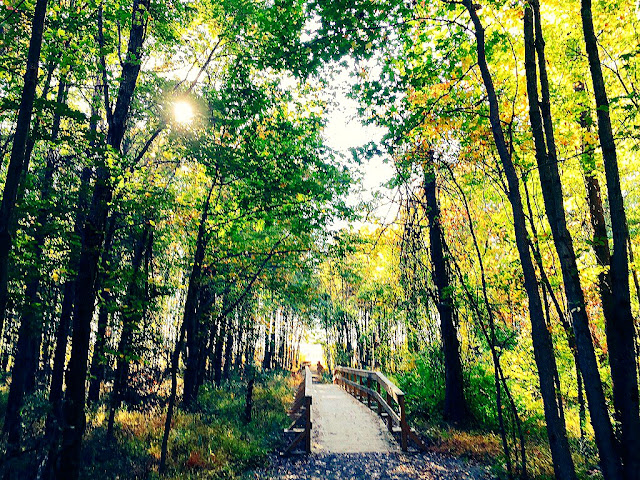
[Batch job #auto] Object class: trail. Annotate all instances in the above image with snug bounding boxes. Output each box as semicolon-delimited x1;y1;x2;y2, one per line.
252;376;495;480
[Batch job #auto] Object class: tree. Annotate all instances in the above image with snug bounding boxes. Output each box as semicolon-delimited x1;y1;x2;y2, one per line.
523;4;622;478
581;1;640;477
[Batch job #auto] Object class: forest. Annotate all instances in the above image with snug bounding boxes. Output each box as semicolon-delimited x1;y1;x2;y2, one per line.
0;0;639;479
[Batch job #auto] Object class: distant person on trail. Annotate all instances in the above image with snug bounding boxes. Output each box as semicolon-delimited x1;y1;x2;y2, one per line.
316;361;324;376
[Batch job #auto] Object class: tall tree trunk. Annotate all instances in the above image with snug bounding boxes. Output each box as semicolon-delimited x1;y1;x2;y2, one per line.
580;3;640;478
43;159;92;479
262;313;273;370
159;317;186;474
213;315;227;386
3;76;65;469
182;186;213;408
223;317;234;380
448;167;528;478
87;215;117;405
423;158;467;426
523;6;623;478
57;2;150;478
462;2;576;477
0;0;49;376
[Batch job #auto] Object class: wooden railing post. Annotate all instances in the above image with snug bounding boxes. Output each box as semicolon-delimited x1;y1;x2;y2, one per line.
305;395;312;453
366;375;371;408
284;365;313;455
386;392;393;432
398;394;408;452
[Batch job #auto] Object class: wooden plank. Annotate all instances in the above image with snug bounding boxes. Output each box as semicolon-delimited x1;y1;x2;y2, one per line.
304;365;313;395
334;366;377;378
335;366;404;404
408;429;428;451
374;371;404;404
282;430;306;455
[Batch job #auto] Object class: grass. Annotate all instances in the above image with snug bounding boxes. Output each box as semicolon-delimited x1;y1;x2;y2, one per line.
80;371;295;479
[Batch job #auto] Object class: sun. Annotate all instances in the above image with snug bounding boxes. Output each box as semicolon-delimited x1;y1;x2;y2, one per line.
173;100;194;125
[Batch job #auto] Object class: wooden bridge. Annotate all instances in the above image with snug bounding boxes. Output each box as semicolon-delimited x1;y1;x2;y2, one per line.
284;365;426;455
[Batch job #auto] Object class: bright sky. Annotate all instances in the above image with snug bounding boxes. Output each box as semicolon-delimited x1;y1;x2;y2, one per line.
298;66;399;364
321;66;396;225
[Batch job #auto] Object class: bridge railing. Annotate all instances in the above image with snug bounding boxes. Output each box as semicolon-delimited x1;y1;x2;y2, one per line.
283;364;312;454
333;365;426;452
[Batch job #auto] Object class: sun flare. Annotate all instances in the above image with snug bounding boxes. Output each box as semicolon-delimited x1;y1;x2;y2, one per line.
173;100;194;125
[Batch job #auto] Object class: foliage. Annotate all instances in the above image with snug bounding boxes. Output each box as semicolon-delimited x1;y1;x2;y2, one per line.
79;372;294;480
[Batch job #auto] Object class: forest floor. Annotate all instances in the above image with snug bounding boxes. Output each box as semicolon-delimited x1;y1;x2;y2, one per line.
250;382;495;479
250;451;495;480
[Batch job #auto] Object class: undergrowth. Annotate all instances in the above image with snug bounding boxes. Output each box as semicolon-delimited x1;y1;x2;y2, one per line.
79;371;294;480
394;352;603;480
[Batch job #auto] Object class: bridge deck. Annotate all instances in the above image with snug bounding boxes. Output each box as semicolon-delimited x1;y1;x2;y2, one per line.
311;383;399;453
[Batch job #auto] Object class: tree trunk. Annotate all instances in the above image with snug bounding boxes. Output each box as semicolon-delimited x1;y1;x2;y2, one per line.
0;0;49;345
56;2;150;478
262;313;273;370
580;3;640;478
244;373;255;423
523;6;623;478
223;317;234;380
43;160;92;479
181;186;213;408
159;318;186;474
213;315;227;386
3;78;66;470
87;214;117;406
107;224;151;438
423;158;467;426
463;2;576;477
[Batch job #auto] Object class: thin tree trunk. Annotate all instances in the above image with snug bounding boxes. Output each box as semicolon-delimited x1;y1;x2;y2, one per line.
159;318;186;474
463;2;576;477
42;161;92;480
182;186;214;408
523;6;623;478
107;224;151;438
57;2;150;478
262;313;273;370
3;77;65;470
223;318;234;380
213;315;226;386
87;214;117;405
0;0;49;344
445;168;528;476
423;157;467;426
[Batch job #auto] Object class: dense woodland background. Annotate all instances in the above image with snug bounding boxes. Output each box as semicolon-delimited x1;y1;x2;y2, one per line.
0;0;639;479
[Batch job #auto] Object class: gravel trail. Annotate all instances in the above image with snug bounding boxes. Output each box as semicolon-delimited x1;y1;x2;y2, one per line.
251;451;495;479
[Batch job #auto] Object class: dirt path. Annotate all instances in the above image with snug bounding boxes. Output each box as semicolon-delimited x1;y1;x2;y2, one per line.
311;383;398;453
